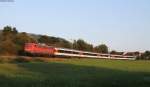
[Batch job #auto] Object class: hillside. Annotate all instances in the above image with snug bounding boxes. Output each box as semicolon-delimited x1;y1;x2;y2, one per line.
0;26;110;56
1;26;149;59
0;29;72;48
0;26;74;55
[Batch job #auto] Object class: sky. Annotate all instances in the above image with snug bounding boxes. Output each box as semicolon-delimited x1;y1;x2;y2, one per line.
0;0;150;52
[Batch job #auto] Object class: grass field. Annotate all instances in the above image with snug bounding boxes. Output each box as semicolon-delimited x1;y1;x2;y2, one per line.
0;58;150;87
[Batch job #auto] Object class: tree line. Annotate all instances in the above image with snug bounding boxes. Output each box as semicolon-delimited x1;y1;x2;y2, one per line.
0;26;149;60
0;26;108;56
137;51;150;60
0;26;36;55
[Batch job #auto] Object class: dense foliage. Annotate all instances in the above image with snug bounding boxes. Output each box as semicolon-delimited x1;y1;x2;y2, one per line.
0;26;36;55
137;51;150;60
1;25;149;60
0;26;109;56
73;39;93;51
94;44;108;53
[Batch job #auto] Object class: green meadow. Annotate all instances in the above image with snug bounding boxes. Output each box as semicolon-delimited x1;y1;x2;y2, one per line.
0;58;150;87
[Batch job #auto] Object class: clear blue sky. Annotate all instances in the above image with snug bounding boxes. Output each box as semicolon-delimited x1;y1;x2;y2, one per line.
0;0;150;52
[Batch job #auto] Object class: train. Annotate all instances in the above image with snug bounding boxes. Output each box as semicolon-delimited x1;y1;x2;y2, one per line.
24;43;136;60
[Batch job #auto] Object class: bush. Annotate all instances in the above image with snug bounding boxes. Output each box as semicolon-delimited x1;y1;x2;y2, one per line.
138;51;150;60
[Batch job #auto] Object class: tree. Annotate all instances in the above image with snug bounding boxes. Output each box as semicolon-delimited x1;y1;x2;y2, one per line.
73;40;78;49
0;40;17;55
138;51;150;60
73;39;93;51
110;50;117;54
15;32;36;55
94;44;108;53
58;39;72;48
0;26;19;55
73;39;86;51
86;44;93;52
1;26;14;41
38;35;50;44
12;27;18;34
110;50;123;55
15;32;36;45
2;26;12;35
38;35;72;48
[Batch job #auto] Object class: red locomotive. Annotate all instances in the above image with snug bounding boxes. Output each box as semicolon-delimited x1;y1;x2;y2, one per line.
24;43;56;56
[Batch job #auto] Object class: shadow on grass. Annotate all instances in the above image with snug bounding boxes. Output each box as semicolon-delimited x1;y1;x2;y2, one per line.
0;62;150;87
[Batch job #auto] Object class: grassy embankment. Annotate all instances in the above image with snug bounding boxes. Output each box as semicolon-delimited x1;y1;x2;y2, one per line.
0;57;150;87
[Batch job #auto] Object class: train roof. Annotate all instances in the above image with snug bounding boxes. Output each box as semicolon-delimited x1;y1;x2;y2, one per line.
55;47;109;55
